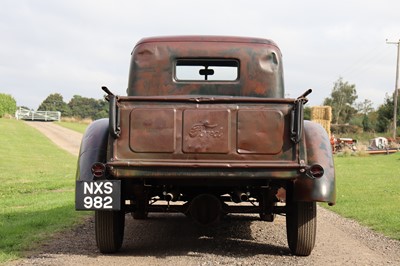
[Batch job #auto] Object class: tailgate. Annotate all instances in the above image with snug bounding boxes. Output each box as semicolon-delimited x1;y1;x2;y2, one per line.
108;96;304;177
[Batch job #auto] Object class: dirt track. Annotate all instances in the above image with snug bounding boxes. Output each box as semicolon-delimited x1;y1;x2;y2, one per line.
13;121;400;265
25;121;82;156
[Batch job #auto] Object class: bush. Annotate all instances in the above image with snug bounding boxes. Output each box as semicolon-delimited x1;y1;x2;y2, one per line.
331;124;362;134
0;94;17;118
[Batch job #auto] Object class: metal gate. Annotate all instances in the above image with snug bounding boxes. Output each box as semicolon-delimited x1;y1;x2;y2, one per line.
15;107;61;121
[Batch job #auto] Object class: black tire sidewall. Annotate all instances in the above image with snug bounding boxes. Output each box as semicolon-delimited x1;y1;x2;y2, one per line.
95;210;125;253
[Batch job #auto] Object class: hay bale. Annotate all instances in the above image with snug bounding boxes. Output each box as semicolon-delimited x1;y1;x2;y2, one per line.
310;106;332;137
311;106;332;121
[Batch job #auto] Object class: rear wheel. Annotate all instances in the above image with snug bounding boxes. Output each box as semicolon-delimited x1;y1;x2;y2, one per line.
132;196;148;220
132;185;148;220
132;210;148;220
95;210;125;253
286;184;316;256
259;187;277;222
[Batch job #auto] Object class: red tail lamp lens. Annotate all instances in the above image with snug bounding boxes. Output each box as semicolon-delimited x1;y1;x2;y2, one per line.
309;164;324;178
91;163;106;178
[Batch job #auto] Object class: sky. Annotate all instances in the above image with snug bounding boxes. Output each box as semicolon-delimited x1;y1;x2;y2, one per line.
1;0;399;110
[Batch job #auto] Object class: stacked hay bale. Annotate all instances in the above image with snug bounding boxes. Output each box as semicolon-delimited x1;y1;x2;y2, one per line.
311;106;332;137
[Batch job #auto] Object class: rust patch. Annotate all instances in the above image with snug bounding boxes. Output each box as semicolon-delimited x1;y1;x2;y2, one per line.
129;108;176;153
237;109;284;154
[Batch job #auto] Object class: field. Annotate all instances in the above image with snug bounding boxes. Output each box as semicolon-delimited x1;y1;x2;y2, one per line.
329;153;400;240
0;119;90;262
0;118;399;263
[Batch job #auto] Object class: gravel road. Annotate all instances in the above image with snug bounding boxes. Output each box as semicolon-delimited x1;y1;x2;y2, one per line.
12;121;400;266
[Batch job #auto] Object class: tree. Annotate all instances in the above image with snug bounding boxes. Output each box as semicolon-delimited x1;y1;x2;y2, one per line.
0;93;17;117
375;93;400;133
362;114;370;132
304;106;311;120
355;99;374;132
38;93;71;116
366;111;378;133
356;99;374;115
68;95;108;119
323;77;358;124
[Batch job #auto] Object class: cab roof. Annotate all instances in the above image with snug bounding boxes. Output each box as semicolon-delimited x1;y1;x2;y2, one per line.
135;35;279;48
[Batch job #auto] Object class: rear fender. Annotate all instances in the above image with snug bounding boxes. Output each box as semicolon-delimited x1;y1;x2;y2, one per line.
294;121;336;205
76;118;109;181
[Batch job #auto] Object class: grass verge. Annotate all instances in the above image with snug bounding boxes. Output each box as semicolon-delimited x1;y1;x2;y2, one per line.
0;119;91;263
328;152;400;240
56;121;88;133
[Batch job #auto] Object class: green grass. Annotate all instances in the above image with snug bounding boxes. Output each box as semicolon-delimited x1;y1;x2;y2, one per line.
56;121;88;133
329;153;400;240
0;119;90;263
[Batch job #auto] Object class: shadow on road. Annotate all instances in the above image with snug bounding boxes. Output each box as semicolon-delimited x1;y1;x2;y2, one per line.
85;213;288;258
37;213;290;260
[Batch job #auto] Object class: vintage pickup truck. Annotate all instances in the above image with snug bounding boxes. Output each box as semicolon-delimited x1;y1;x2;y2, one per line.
75;36;335;256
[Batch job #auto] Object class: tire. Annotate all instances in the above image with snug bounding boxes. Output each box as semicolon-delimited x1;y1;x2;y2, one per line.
286;184;317;256
95;210;125;253
132;210;148;220
259;188;277;222
260;212;275;222
132;197;148;220
132;185;148;220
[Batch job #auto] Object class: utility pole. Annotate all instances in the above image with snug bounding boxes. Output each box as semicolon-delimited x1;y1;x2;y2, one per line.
386;39;400;140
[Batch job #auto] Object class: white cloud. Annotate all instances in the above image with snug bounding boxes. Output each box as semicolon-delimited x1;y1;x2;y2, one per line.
0;0;399;109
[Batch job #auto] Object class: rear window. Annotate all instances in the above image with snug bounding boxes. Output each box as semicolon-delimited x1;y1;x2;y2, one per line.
175;59;239;81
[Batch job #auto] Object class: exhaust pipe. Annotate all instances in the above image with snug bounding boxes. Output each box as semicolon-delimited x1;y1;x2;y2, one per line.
163;190;180;202
230;190;249;203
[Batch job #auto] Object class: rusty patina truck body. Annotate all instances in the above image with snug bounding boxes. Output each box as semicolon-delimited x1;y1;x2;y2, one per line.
75;36;335;256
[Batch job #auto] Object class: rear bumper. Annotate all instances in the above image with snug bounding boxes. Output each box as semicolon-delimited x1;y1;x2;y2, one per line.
107;161;303;179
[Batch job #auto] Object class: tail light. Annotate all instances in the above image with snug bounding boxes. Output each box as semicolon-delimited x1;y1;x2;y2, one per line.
91;162;106;179
308;164;324;179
